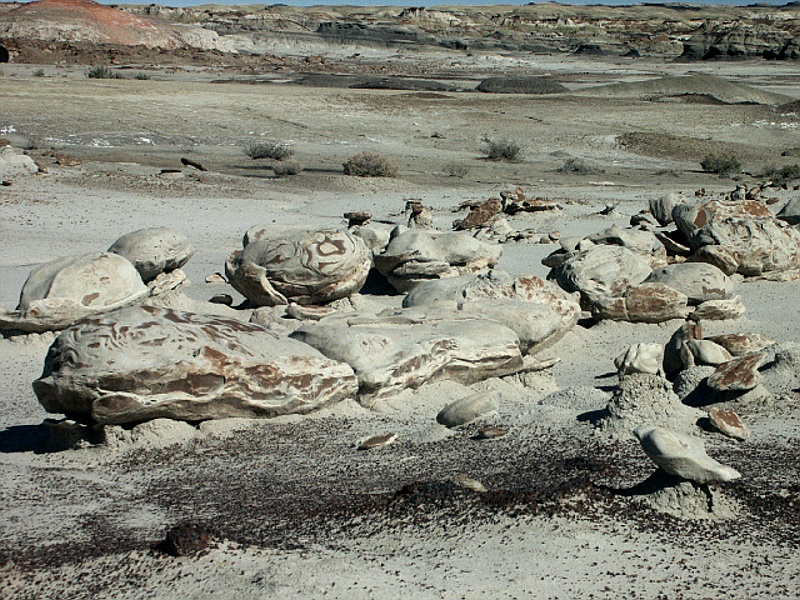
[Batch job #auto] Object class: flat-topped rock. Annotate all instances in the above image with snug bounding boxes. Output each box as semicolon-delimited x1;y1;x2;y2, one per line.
0;252;148;333
33;305;358;424
634;425;741;484
291;306;526;404
644;262;734;305
707;352;766;392
403;270;580;355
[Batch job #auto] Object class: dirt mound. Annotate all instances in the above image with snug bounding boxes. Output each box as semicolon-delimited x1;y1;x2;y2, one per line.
476;76;568;95
0;0;231;51
584;73;792;106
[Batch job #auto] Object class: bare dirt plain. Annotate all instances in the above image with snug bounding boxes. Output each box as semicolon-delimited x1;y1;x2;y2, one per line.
2;7;800;599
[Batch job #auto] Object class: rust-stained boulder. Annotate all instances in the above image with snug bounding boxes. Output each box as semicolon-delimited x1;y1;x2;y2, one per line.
705;333;775;356
549;244;652;306
708;407;750;441
108;226;194;282
707;352;766;392
33;306;358;424
0;252;147;334
374;229;502;293
453;198;503;230
688;296;746;321
225;229;371;306
591;283;690;323
673;198;800;276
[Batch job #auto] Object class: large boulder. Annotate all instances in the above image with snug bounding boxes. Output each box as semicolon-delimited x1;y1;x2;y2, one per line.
291;306;528;404
225;229;371;306
402;270;580;355
644;262;734;305
33;306;358;424
0;144;38;180
591;283;690;323
108;227;194;282
0;252;147;333
673;198;800;276
548;244;652;306
374;229;502;293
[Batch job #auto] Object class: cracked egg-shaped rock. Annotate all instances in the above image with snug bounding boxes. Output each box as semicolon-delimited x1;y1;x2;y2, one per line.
225;229;371;306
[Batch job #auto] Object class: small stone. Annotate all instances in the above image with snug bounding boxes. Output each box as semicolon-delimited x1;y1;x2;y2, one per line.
451;475;487;493
205;272;227;284
357;433;398;450
436;392;499;428
209;293;233;306
159;522;212;557
686;339;733;367
475;426;508;440
344;210;372;227
708;407;751;441
286;303;337;321
614;342;664;377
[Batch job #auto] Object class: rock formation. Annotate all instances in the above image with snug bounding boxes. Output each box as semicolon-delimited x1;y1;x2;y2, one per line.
33;305;359;424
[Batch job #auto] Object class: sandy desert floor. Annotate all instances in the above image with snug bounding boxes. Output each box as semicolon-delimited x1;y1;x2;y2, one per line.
2;50;800;598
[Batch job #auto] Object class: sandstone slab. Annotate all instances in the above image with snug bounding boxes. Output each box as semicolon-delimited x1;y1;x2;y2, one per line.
33;305;358;424
291;307;526;403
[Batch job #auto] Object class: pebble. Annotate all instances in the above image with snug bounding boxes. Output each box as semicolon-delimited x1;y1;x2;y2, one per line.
357;433;398;450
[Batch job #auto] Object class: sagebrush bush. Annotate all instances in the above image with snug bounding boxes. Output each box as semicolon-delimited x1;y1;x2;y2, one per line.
701;153;741;177
444;163;469;178
763;163;800;185
86;66;122;80
245;141;295;161
558;157;592;175
481;137;522;162
133;73;151;80
273;162;301;177
342;152;399;177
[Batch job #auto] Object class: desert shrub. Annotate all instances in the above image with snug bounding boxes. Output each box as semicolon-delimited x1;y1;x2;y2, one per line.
558;157;592;175
86;66;122;79
32;69;45;77
245;140;295;161
342;152;399;177
762;163;800;185
273;162;301;177
701;153;741;177
444;163;469;178
481;137;522;162
133;73;151;80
